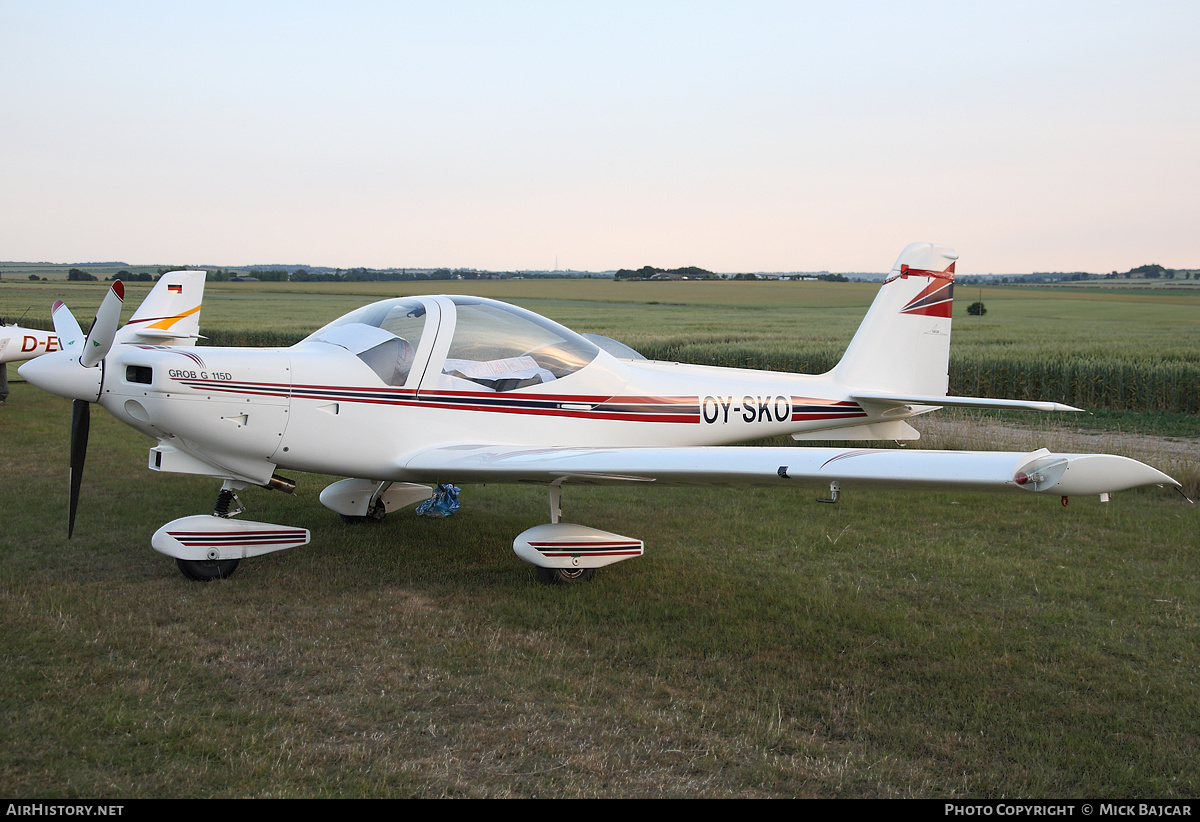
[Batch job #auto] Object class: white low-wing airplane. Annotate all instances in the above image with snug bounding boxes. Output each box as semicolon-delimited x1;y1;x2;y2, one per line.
20;243;1178;583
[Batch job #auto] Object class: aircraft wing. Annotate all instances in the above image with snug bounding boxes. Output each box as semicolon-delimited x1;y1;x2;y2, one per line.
401;444;1178;497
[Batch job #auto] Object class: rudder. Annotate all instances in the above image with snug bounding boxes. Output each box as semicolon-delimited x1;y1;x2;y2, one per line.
830;243;957;397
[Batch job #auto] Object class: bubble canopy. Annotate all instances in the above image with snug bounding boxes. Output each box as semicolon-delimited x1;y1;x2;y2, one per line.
302;296;601;390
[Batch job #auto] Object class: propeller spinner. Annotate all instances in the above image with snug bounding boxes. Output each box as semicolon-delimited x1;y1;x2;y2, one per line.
19;280;125;536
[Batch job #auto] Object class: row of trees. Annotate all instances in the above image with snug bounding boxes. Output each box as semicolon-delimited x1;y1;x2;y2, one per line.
65;267;495;283
54;262;1195;285
1125;264;1188;279
613;266;850;281
1025;264;1194;282
614;265;719;280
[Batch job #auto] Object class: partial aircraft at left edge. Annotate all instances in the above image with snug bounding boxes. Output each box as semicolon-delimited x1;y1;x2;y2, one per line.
0;320;61;365
1;271;205;366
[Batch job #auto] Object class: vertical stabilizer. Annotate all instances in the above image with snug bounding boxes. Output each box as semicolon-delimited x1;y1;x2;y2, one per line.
114;270;207;346
830;243;957;396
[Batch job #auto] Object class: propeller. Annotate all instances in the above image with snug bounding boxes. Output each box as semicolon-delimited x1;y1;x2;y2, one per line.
21;281;125;537
52;300;84;350
80;281;124;368
69;397;90;537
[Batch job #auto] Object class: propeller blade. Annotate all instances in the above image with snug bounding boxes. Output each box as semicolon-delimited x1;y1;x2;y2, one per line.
51;301;84;350
80;280;125;368
69;398;90;538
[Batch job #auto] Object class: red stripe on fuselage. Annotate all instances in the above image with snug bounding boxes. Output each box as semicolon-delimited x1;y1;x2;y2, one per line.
173;380;869;426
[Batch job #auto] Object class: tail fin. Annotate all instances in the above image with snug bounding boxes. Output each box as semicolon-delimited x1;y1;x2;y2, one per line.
830;242;957;396
114;270;207;346
830;243;1081;414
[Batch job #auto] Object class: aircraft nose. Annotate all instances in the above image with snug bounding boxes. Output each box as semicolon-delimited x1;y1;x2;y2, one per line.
19;351;104;402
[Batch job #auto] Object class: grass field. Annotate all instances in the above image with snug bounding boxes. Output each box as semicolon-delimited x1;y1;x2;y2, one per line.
1;277;1197;798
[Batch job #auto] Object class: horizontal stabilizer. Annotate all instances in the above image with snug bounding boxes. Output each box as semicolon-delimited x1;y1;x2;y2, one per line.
852;392;1083;413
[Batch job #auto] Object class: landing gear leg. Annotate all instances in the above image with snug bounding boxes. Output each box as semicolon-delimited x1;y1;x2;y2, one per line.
549;479;564;524
213;485;245;518
174;481;246;581
532;480;597;585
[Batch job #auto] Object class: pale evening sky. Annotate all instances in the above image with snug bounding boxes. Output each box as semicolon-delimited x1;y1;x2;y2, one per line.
2;1;1197;275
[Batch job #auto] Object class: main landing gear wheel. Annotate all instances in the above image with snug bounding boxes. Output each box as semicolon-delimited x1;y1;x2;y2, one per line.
535;566;595;585
175;558;240;581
